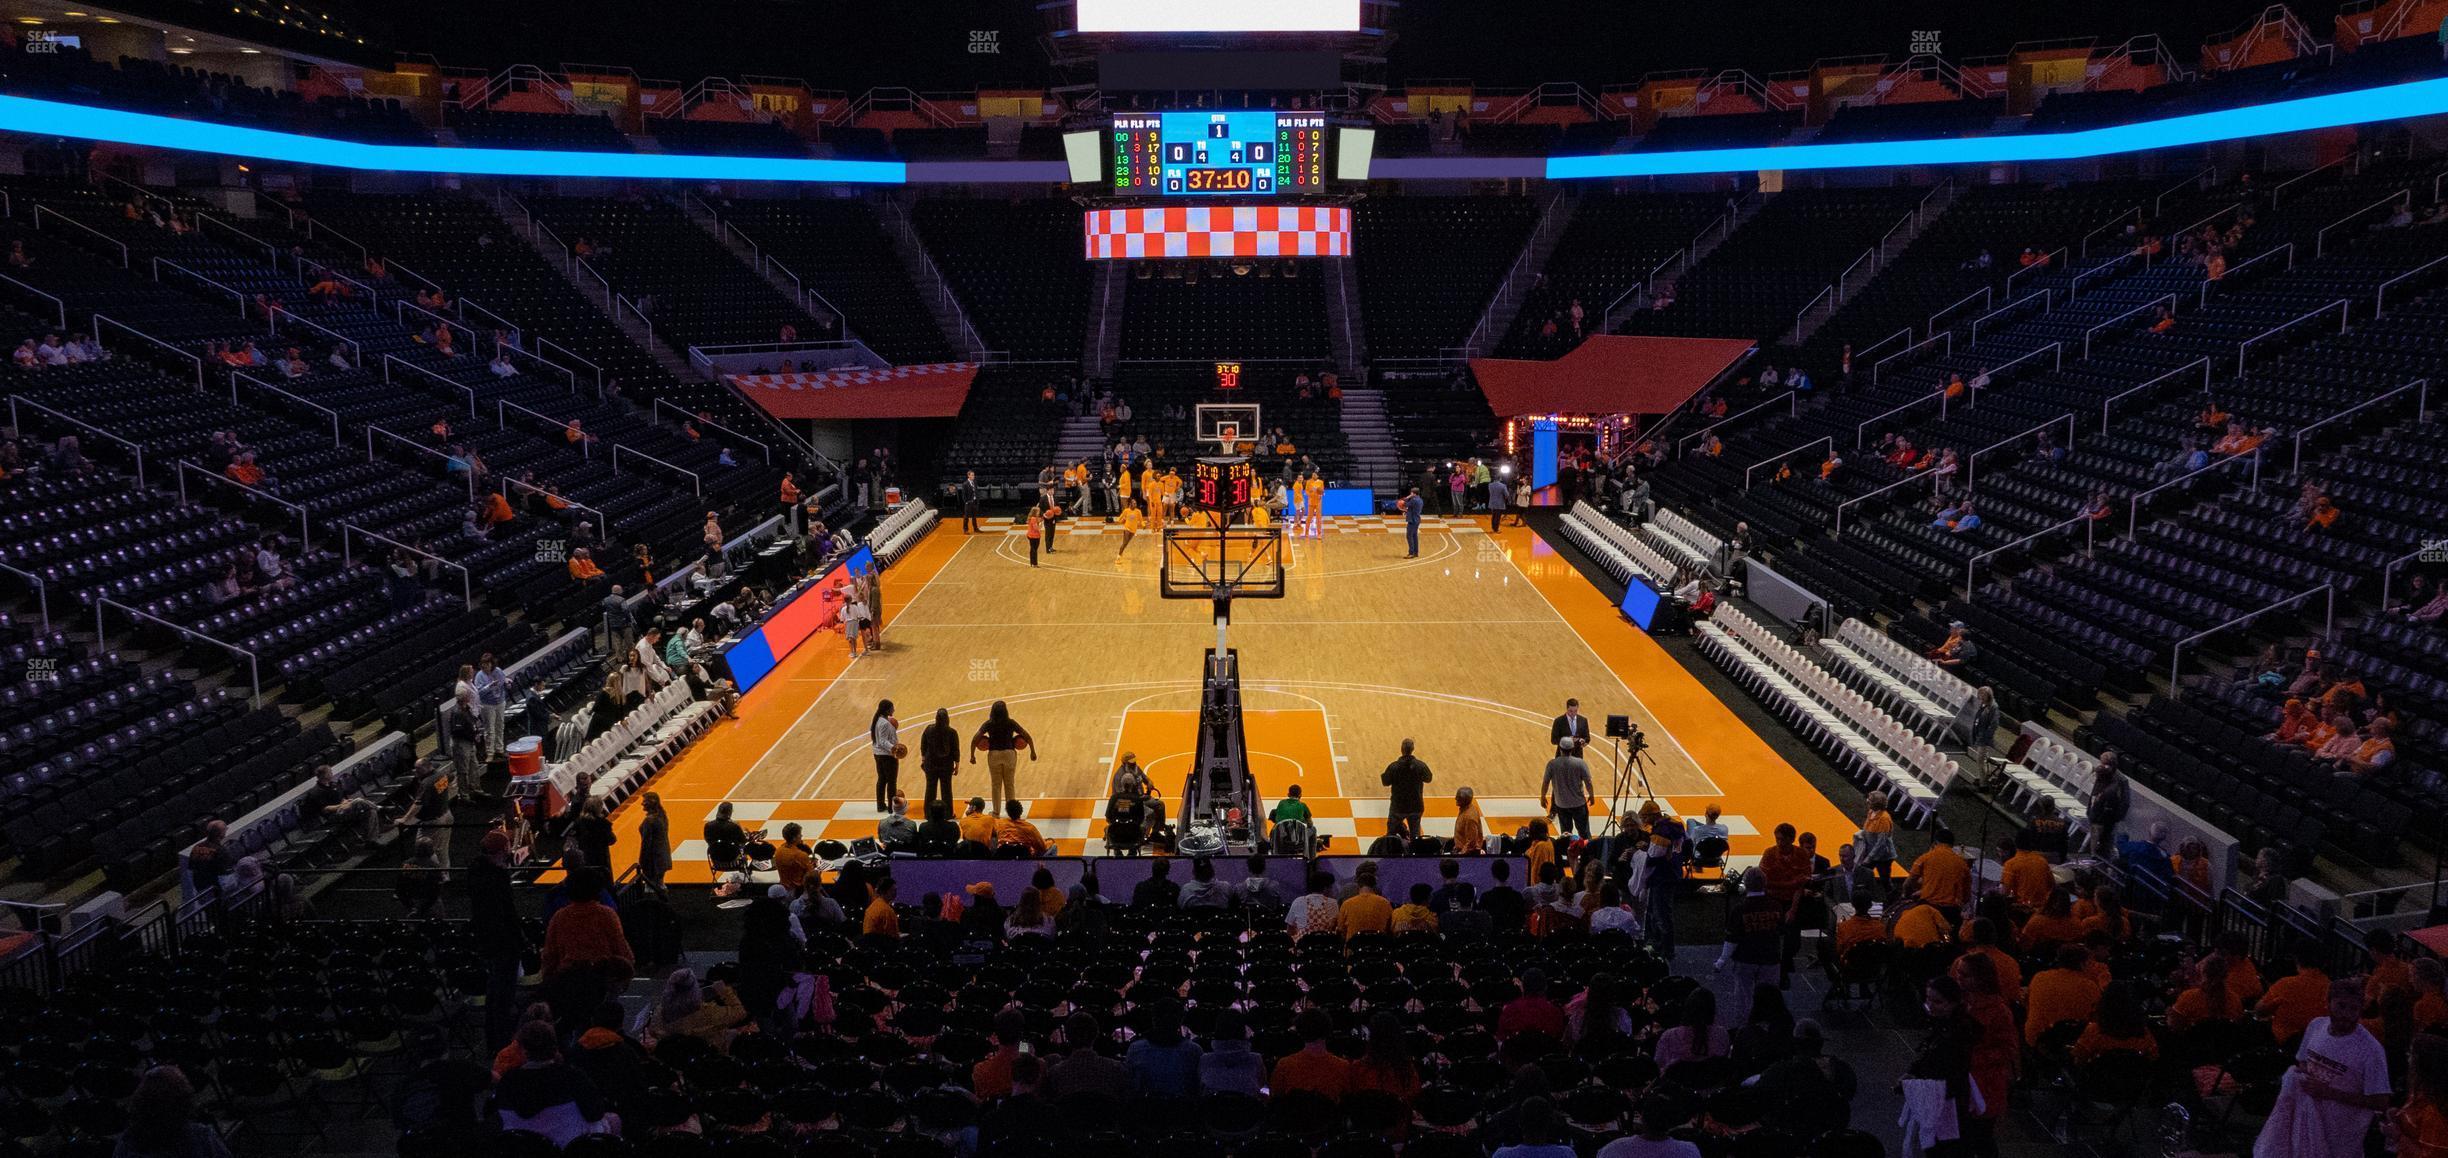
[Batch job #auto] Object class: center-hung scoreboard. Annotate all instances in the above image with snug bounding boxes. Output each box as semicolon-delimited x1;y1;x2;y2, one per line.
1113;110;1327;196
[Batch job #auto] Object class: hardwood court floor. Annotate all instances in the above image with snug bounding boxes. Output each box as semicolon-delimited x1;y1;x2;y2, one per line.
602;514;1853;883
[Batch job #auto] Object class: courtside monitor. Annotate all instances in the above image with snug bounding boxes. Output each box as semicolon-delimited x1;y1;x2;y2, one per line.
1619;575;1665;631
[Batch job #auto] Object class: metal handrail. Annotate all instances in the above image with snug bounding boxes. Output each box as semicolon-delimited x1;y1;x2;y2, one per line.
2289;378;2429;472
1833;469;1940;532
2169;583;2333;693
1969;288;2052;347
97;597;261;707
1741;436;1833;490
294;254;381;309
457;298;522;345
1872;331;1951;384
381;354;476;419
174;460;309;551
0;559;49;631
91;172;174;214
0;272;66;329
502;476;609;544
1965;512;2096;597
1964;412;2076;490
2171;201;2243;247
1926;287;1992;337
653;397;772;464
1855;387;1958;447
1788;283;1834;341
192;212;280;267
2380;546;2435;610
1836;245;1876;298
150;258;248;314
2155;167;2214;216
31;205;127;266
616;293;655;347
495;398;589;460
1675;392;1796;453
269;307;360;366
366;425;475;500
2315;189;2412;258
491;341;577;391
2078;203;2144;258
2375;254;2448;314
2236;298;2349;376
93;314;204;391
340;522;473;609
2084;293;2180;359
2203;243;2294;310
1851;326;1914;370
2067;248;2144;300
2128;447;2262;535
7;395;146;488
1971;340;2064;391
2100;356;2212;434
230;370;341;446
537;338;604;392
2003;246;2064;294
2271;156;2348;202
394;298;478;348
611;444;702;496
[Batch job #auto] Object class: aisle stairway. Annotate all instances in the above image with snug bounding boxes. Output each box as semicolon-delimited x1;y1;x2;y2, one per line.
1337;387;1402;492
1054;415;1108;468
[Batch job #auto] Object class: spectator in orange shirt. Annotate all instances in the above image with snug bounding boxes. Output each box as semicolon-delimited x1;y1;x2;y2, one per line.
567;548;605;581
2021;888;2086;954
2254;949;2333;1041
1951;917;2022;1003
2072;982;2160;1064
771;823;813;892
1998;832;2054;910
971;1008;1029;1100
1270;1009;1352;1101
2168;953;2245;1033
2306;496;2341;533
2364;930;2414;1010
2171;838;2214;893
1908;825;1972;920
1339;876;1394;939
861;877;901;940
996;799;1049;857
2025;945;2104;1045
2413;958;2448;1034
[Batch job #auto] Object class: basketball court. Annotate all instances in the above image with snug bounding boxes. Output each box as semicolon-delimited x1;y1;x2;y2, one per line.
599;503;1854;883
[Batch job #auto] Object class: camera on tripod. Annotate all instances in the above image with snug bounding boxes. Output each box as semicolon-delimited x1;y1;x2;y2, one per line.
1605;714;1647;753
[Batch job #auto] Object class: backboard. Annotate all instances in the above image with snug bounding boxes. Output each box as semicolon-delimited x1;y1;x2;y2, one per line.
1196;402;1262;452
1159;524;1286;600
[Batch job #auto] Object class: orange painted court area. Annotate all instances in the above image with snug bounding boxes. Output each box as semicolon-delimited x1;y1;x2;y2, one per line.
595;518;1853;884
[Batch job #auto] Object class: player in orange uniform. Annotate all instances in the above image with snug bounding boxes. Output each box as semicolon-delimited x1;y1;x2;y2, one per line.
1113;503;1143;559
1303;472;1326;538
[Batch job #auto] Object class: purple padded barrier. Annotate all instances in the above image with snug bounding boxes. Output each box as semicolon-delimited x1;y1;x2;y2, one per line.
865;853;1527;904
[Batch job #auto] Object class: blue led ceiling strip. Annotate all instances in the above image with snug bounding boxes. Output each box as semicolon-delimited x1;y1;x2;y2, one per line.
5;77;2448;183
1545;77;2448;179
0;94;906;183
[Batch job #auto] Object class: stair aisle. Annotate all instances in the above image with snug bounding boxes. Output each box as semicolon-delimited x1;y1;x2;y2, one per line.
1338;387;1403;493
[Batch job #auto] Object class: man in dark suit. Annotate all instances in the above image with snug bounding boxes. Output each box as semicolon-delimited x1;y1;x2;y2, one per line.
1380;738;1433;841
1401;487;1425;558
1550;698;1591;759
958;470;981;533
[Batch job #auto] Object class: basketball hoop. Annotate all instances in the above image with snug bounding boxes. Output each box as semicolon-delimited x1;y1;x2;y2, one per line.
1195;402;1262;454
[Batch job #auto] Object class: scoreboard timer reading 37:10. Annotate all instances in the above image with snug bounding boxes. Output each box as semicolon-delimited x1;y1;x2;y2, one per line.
1113;111;1327;196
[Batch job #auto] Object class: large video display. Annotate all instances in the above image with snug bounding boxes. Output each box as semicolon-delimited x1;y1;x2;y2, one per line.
1113;111;1328;196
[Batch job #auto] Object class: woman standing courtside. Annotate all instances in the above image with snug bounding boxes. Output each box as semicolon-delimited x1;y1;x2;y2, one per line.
971;700;1037;816
870;700;902;814
919;708;960;815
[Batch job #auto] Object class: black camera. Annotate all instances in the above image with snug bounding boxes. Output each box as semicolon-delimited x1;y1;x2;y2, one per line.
1605;714;1648;752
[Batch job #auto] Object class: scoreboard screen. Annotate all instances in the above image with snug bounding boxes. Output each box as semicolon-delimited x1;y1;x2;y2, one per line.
1113;111;1328;197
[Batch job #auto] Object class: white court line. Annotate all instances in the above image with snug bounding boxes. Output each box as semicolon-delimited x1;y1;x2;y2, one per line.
721;533;973;800
1491;534;1724;796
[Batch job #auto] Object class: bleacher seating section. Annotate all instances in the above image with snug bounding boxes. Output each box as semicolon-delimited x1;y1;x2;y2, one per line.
1121;261;1329;361
1351;196;1541;358
910;199;1093;361
712;198;959;365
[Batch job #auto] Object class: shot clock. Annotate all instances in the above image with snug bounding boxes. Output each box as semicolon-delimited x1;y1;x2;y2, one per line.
1193;457;1259;512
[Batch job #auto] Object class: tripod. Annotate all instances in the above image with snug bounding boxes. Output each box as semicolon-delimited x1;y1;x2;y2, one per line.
1597;732;1660;845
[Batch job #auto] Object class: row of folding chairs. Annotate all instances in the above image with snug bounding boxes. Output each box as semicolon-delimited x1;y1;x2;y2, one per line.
1697;606;1957;826
1561;502;1674;587
1650;505;1723;568
1836;617;1978;712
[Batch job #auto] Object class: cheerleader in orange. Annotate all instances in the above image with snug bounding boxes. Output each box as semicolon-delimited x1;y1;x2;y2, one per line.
1113;503;1143;558
1116;462;1135;519
1303;472;1326;538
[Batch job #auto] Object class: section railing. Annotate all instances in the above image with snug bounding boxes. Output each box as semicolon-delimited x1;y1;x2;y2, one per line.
1965;513;2096;597
7;395;147;488
653;397;772;464
2288;378;2428;473
381;354;477;419
2169;583;2334;692
2235;298;2349;376
2101;356;2212;434
1742;436;1834;490
502;476;609;544
31;205;128;266
92;314;205;390
0;272;66;329
611;445;703;496
2128;447;2262;536
366;425;476;500
174;459;310;551
151;258;248;315
340;522;473;609
1965;412;2077;490
97;598;260;707
1675;393;1796;454
230;370;341;447
2083;293;2179;359
268;307;360;366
